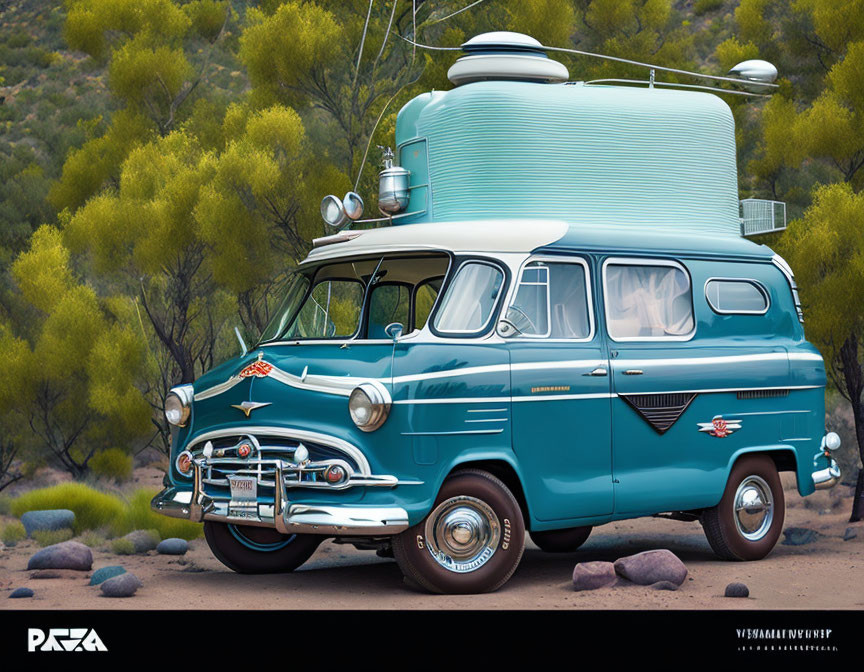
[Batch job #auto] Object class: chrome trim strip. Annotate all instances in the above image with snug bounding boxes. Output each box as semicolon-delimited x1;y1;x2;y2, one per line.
184;426;372;475
401;429;504;436
613;352;821;367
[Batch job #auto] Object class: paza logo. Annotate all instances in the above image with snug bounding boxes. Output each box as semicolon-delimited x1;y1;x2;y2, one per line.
698;415;742;438
28;628;107;652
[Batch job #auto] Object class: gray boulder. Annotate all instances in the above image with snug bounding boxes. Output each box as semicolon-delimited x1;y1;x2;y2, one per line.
725;582;750;598
156;538;188;555
27;541;92;571
613;549;688;586
100;573;142;598
651;580;679;591
21;509;75;537
572;561;617;591
122;530;159;553
843;527;857;541
89;565;126;586
9;587;34;599
782;527;819;546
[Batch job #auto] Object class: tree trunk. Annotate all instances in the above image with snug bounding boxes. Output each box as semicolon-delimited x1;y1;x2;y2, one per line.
851;469;864;523
838;335;864;521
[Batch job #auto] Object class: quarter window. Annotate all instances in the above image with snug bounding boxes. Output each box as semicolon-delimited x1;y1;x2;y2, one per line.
705;279;768;314
433;262;504;334
505;261;592;339
604;261;694;340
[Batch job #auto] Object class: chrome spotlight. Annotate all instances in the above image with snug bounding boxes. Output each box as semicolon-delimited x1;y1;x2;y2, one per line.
728;59;778;85
342;191;364;220
320;194;348;229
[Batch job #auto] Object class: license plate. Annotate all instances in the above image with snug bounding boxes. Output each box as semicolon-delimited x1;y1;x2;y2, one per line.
228;476;258;503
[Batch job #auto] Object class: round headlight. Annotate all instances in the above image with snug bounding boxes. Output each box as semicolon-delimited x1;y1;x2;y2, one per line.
824;432;841;452
348;381;391;432
164;386;192;427
175;450;194;476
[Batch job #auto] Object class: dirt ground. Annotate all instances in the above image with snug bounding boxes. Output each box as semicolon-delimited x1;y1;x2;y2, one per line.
1;474;862;610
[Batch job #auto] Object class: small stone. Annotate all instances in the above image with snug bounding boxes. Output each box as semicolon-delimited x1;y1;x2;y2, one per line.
27;541;92;571
782;527;819;546
89;566;126;586
100;573;142;598
156;538;188;555
651;580;679;591
843;527;857;541
9;587;34;599
613;549;688;586
122;530;159;553
725;582;750;598
20;510;75;537
572;561;617;591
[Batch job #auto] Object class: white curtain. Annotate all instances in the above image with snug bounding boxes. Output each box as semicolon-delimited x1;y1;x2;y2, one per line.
606;264;693;338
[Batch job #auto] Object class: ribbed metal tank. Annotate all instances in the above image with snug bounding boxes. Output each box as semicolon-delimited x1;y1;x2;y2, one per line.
393;80;740;236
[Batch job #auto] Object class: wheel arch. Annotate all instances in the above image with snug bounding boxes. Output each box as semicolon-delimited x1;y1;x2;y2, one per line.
446;458;532;530
723;446;801;499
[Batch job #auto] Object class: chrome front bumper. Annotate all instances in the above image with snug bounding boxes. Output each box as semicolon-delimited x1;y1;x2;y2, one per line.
812;459;841;490
151;458;411;536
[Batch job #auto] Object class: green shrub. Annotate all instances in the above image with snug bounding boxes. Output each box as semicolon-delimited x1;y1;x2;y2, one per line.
11;483;124;532
90;448;133;482
32;529;74;547
0;495;11;515
111;489;202;541
694;0;725;14
77;530;106;548
111;538;136;555
2;521;26;546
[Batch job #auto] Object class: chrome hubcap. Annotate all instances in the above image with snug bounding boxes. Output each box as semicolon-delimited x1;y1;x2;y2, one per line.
425;496;500;573
733;475;774;541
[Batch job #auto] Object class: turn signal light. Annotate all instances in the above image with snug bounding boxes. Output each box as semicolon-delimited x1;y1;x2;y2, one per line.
324;465;346;484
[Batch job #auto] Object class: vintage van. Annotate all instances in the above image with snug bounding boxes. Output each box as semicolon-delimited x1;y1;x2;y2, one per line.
152;33;842;594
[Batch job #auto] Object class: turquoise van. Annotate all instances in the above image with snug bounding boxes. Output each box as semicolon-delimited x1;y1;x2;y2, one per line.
152;33;842;594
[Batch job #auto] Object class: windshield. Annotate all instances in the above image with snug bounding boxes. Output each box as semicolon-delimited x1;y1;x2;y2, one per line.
258;254;450;343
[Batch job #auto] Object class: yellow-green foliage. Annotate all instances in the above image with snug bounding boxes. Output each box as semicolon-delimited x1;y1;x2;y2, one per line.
11;484;203;540
111;538;136;555
2;521;26;546
111;489;202;540
77;530;107;548
90;448;134;482
11;483;125;533
33;529;75;547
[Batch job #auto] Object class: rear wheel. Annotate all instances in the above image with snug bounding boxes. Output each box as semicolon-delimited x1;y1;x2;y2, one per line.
204;521;322;574
530;526;592;553
392;469;525;594
701;454;785;561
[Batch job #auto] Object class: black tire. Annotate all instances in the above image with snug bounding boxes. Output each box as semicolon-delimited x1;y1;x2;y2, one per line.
530;526;592;553
203;521;323;574
392;469;526;594
701;454;785;561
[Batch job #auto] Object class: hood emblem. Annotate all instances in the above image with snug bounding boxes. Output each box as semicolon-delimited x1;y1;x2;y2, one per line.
231;400;272;417
239;359;273;378
698;415;741;438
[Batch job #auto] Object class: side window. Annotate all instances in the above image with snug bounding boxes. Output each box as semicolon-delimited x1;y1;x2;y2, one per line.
414;278;442;331
433;261;504;334
287;279;363;339
368;284;410;338
604;261;694;340
505;261;592;339
705;279;769;314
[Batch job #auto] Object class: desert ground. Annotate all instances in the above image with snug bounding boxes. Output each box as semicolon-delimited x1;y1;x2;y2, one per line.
1;473;862;610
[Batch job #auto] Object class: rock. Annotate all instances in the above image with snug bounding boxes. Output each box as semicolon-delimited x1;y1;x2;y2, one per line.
843;527;857;541
27;541;92;571
20;509;75;537
782;527;819;546
156;538;188;555
30;569;84;580
613;549;688;586
725;582;750;598
122;530;159;553
9;587;34;599
100;573;142;598
89;566;126;586
651;580;679;591
572;561;617;591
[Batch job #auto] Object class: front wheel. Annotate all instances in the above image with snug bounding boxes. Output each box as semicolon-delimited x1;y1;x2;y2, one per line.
392;469;526;594
204;521;322;574
701;454;785;561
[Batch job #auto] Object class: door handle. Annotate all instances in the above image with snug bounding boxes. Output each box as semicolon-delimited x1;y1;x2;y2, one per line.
623;369;643;375
583;367;608;376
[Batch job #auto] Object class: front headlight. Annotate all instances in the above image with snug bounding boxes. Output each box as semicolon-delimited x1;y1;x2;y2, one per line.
164;385;193;427
348;381;391;432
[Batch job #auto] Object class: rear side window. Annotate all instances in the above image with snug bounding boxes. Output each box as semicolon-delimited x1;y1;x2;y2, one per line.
603;260;695;340
705;279;769;314
505;260;592;339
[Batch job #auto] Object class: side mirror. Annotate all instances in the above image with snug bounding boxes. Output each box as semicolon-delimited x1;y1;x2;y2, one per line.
384;322;404;342
496;319;520;338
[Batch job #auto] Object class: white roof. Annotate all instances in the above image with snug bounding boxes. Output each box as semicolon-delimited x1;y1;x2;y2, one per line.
303;219;569;264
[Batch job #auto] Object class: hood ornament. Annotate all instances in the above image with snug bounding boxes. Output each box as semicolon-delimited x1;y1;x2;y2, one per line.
239;352;273;378
231;400;272;417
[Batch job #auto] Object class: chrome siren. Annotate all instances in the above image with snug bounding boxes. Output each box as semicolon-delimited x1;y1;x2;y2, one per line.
447;31;569;86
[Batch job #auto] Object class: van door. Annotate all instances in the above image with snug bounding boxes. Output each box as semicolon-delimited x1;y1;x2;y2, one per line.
506;257;613;521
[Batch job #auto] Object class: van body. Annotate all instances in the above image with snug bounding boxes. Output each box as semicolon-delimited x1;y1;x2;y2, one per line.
152;53;841;593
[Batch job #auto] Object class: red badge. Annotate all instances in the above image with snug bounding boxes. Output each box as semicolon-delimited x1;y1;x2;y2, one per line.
237;443;252;458
712;417;729;438
239;361;273;378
